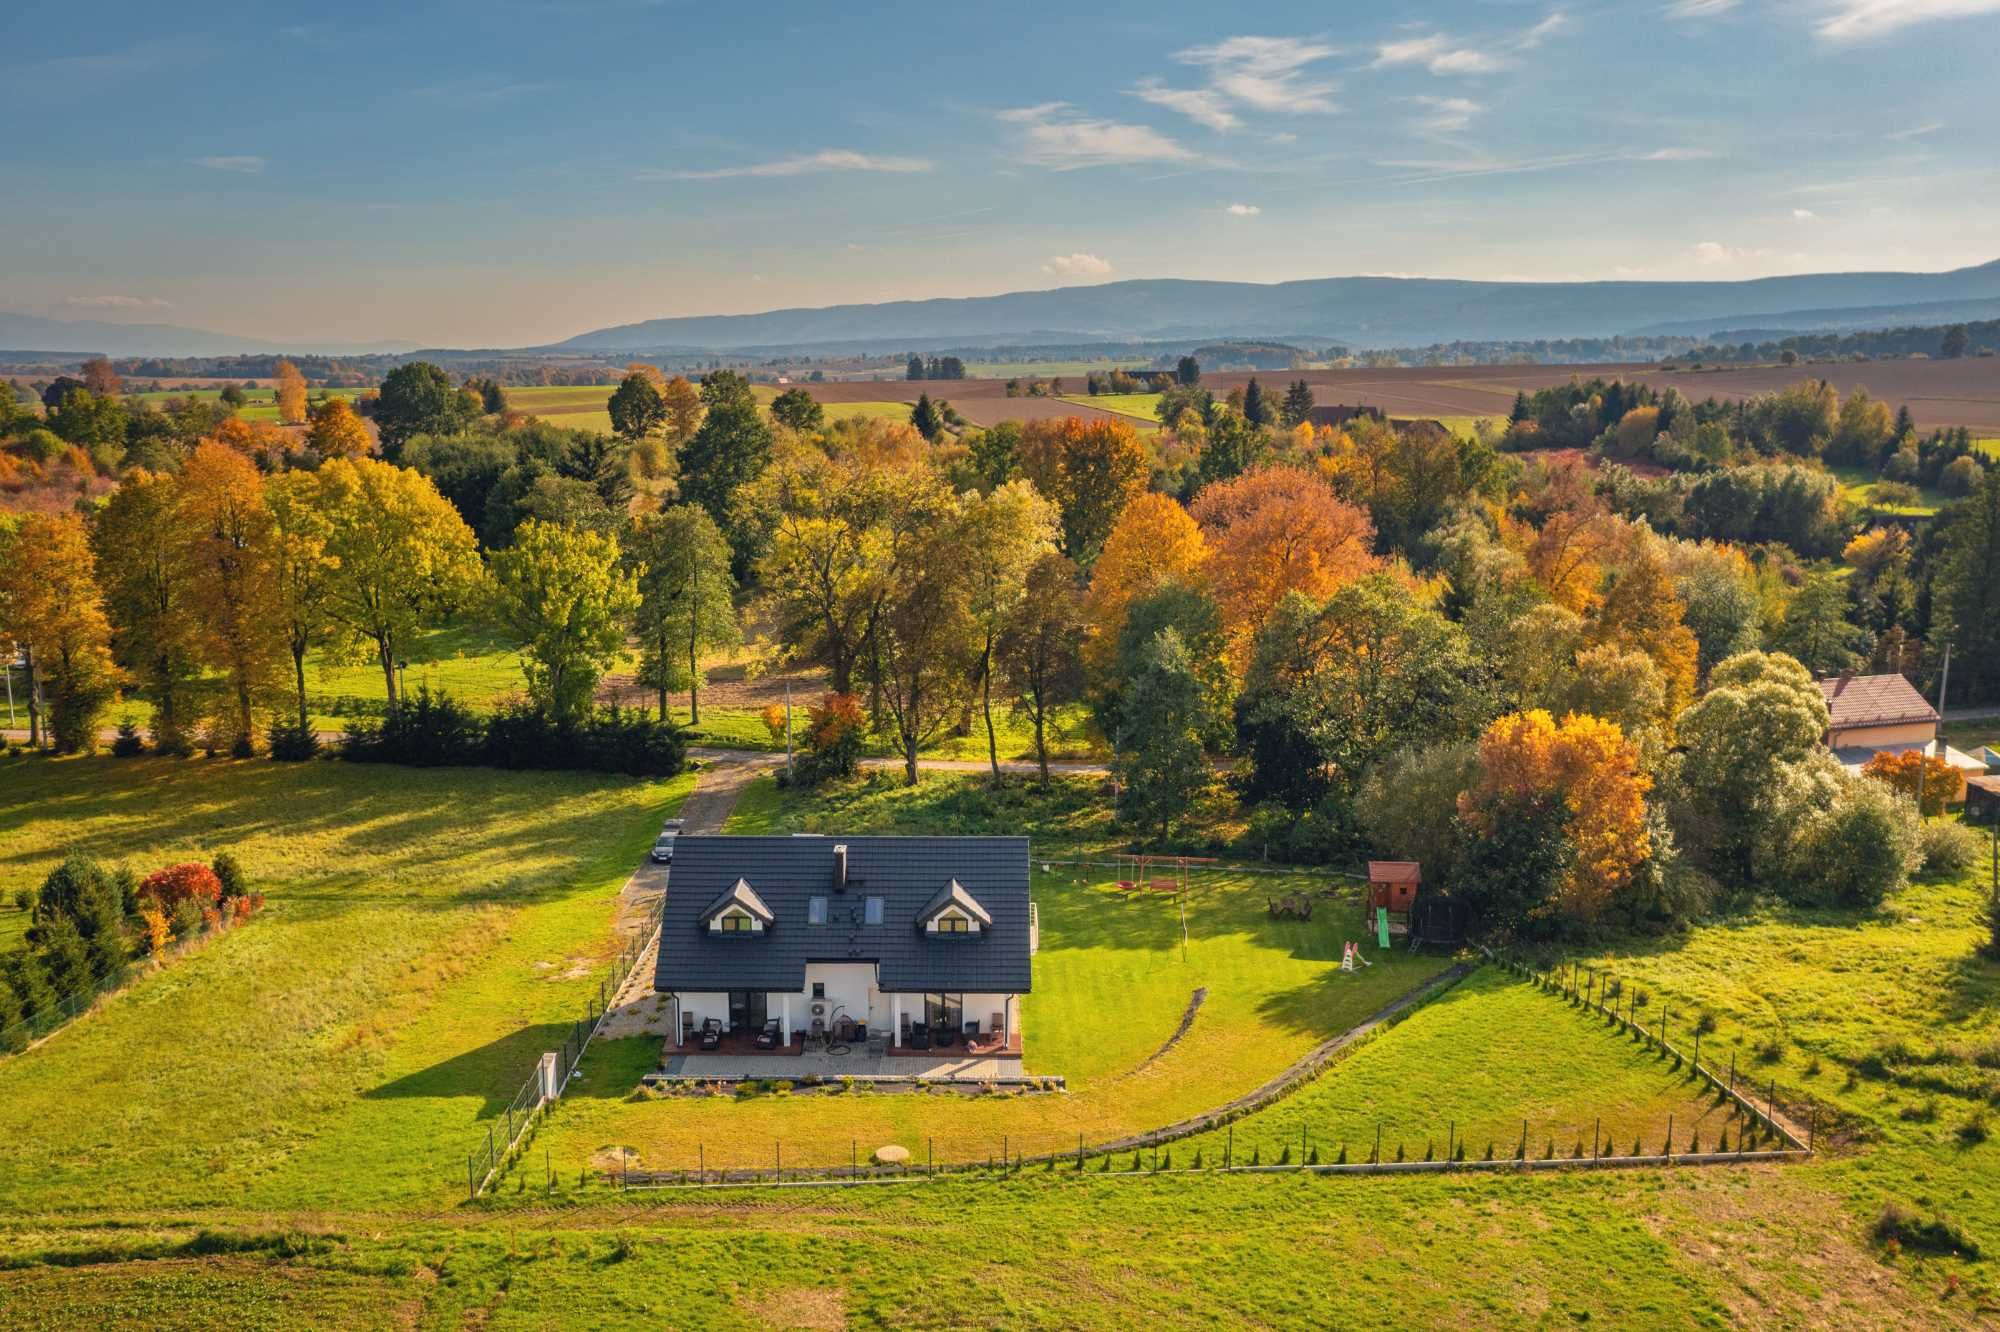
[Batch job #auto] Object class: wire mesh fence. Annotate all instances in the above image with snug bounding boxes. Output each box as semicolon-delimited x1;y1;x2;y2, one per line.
464;926;653;1199
0;924;228;1056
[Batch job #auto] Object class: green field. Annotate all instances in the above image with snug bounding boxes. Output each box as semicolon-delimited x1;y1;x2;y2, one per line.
1060;392;1164;422
126;386;361;425
1832;464;1946;516
0;757;1995;1325
0;753;692;1213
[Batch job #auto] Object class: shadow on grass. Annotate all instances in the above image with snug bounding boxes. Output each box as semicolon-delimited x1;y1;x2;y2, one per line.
363;1022;578;1115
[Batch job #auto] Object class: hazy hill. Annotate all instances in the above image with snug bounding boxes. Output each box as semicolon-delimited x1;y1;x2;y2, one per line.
0;311;420;359
553;260;2000;354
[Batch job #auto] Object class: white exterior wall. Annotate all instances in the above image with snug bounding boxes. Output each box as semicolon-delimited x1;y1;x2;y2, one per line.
675;991;730;1031
963;993;1016;1037
773;962;881;1036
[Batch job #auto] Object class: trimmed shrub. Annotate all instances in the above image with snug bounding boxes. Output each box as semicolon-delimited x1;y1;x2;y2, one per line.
211;852;247;901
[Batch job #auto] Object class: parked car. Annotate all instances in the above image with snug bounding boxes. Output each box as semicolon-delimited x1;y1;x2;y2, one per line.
652;818;685;863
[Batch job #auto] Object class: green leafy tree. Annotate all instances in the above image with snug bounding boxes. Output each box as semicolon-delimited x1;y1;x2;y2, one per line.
996;553;1088;787
959;481;1059;780
34;854;127;986
1941;324;1970;359
93;471;202;749
607;371;669;442
678;388;774;571
632;504;739;723
45;388;127;449
1176;356;1200;386
374;362;472;457
1670;650;1828;882
769;388;824;434
871;480;979;784
1772;571;1869;676
316;457;484;707
489;519;639;725
1115;627;1215;841
1933;466;2000;703
1238;576;1480;809
265;470;340;731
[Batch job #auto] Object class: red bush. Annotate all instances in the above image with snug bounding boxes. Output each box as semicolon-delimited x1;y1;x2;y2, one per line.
139;862;224;914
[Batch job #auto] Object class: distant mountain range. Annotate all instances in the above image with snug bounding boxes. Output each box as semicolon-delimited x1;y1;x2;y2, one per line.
551;259;2000;355
0;311;420;359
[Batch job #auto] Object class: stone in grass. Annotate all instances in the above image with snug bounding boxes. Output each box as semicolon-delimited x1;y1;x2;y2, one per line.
874;1144;910;1166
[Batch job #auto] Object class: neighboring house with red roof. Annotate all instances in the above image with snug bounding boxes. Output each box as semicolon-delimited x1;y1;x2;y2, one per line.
1818;672;1987;801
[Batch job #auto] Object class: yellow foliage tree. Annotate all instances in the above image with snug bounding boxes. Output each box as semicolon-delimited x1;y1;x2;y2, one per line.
1015;416;1150;566
307;398;375;460
1081;492;1209;673
273;360;308;425
1463;709;1652;925
178;441;285;744
1587;544;1700;721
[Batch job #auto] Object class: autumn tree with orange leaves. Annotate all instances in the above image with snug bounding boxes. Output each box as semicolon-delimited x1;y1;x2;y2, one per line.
306;398;374;460
1459;710;1652;930
1190;464;1381;664
0;512;119;751
1081;492;1209;673
178;441;286;748
1862;749;1960;817
273;360;308;425
1587;543;1699;722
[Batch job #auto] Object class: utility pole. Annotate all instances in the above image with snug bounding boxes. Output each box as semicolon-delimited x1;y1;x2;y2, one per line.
784;681;794;781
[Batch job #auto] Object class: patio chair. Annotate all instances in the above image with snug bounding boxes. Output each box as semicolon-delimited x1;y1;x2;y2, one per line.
698;1017;722;1051
963;1019;980;1044
935;1025;956;1049
909;1021;931;1050
679;1011;696;1046
754;1018;781;1050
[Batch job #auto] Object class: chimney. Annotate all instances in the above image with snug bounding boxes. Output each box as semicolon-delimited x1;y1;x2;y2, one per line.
833;843;848;892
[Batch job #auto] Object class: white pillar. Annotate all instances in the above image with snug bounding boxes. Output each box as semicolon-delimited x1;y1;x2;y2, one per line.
892;993;902;1047
781;993;791;1046
1003;997;1011;1049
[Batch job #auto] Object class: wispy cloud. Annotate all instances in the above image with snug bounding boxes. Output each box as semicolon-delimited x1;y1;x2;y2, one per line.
62;295;174;311
999;103;1197;170
1372;11;1567;76
1224;202;1262;216
1132;81;1241;131
1173;35;1340;114
1887;120;1946;140
1639;147;1720;160
1042;253;1113;277
643;149;933;181
1792;208;1821;221
189;155;266;174
1664;0;1738;15
1815;0;2000;42
1410;96;1482;135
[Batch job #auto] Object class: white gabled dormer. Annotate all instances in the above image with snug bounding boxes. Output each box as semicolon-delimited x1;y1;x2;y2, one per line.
917;879;992;935
700;878;775;934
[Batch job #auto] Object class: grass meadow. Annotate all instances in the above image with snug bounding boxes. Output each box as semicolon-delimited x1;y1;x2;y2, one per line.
0;753;692;1212
0;757;1994;1326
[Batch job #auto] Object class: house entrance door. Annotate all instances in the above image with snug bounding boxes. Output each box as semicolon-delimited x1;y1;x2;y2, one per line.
729;991;767;1032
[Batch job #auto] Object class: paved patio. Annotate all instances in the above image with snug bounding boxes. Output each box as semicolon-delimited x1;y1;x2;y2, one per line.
658;1050;1025;1079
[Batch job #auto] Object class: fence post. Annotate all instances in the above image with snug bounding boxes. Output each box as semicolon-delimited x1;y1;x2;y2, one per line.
1079;1133;1085;1169
1693;1029;1702;1078
1808;1104;1816;1153
1373;1123;1381;1165
1769;1077;1778;1132
928;1137;933;1172
1592;1117;1600;1161
699;1142;704;1184
1665;1113;1674;1161
468;1155;476;1201
776;1139;781;1183
852;1140;857;1179
1226;1124;1232;1170
1729;1052;1736;1095
1447;1119;1454;1164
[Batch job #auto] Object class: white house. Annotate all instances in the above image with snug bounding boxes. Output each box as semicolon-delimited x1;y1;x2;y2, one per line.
653;835;1033;1055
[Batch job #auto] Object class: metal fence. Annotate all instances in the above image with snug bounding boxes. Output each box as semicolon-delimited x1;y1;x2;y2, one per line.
0;924;223;1057
464;925;653;1199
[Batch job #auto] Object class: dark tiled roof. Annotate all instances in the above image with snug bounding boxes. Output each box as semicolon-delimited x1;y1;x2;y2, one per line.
654;836;1032;995
1819;673;1937;730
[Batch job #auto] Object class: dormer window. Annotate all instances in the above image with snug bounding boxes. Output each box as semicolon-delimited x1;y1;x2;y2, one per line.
918;879;992;935
700;878;774;934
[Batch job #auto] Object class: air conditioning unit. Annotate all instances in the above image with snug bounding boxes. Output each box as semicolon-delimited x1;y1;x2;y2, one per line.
810;1001;827;1017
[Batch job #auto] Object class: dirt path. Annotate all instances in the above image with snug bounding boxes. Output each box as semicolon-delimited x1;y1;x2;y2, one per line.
597;752;784;1040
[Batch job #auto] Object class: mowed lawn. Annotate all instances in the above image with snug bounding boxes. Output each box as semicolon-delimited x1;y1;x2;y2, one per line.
1060;392;1163;422
537;847;1450;1177
1173;967;1738;1167
0;753;692;1212
678;701;1105;762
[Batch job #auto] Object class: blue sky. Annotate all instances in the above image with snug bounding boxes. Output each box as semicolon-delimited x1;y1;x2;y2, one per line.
6;0;1998;347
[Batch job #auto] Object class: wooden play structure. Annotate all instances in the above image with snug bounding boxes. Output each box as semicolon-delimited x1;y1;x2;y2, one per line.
1366;861;1421;939
1112;853;1215;893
